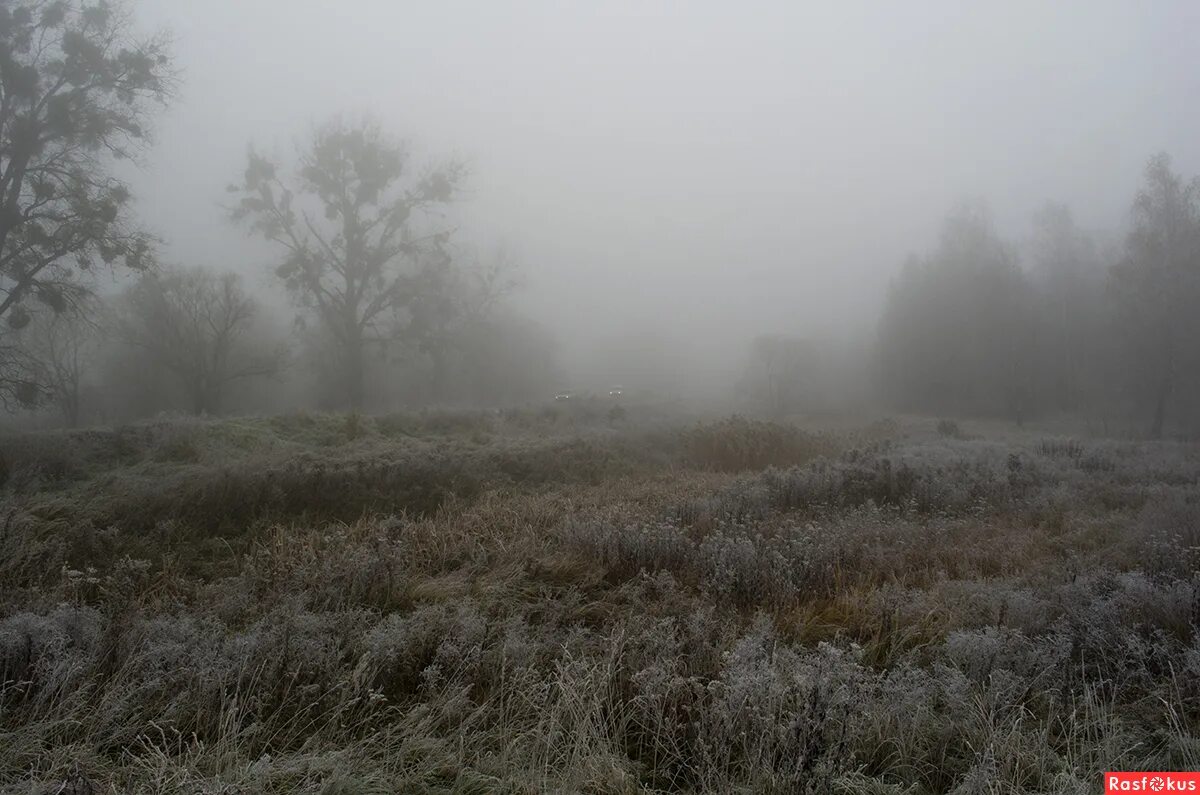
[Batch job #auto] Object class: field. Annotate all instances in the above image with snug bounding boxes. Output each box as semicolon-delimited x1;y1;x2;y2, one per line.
1;411;1197;794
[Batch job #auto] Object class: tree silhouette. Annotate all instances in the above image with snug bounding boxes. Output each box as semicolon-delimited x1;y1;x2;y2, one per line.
0;0;172;405
231;118;464;409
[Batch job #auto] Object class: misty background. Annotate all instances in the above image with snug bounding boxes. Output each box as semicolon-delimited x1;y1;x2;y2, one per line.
3;0;1200;430
114;1;1196;397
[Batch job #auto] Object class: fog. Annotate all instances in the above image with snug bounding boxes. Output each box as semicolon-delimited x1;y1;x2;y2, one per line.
2;0;1199;429
114;1;1198;398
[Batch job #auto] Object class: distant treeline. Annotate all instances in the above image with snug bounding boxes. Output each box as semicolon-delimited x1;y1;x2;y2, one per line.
1;2;1197;435
4;119;563;425
0;2;559;426
13;261;561;426
876;154;1200;438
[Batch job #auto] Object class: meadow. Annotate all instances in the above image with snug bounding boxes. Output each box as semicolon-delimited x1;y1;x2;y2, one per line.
0;409;1197;793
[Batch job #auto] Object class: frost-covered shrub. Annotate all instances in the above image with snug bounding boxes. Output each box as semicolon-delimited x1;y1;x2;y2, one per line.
1135;494;1200;578
937;419;967;439
1037;437;1084;460
624;616;866;792
688;447;1019;522
567;518;834;608
566;521;695;583
0;606;103;711
152;426;202;463
943;626;1071;691
360;602;489;700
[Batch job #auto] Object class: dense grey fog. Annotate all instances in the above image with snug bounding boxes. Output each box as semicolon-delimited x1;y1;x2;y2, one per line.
3;0;1200;431
122;1;1199;394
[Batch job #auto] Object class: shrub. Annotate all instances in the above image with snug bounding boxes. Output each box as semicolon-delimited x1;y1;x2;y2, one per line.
683;416;837;472
153;430;201;463
936;418;966;439
343;412;367;441
1037;437;1083;459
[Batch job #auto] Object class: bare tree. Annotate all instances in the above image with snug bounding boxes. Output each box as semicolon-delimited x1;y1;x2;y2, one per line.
1111;153;1200;438
230;117;464;409
742;334;818;417
21;300;97;425
0;0;172;405
119;267;282;415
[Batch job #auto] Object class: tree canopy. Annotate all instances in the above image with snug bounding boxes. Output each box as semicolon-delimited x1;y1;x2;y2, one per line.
0;0;172;406
230;118;465;408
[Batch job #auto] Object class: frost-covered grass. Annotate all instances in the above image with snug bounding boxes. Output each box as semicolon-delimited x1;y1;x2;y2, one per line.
0;415;1197;793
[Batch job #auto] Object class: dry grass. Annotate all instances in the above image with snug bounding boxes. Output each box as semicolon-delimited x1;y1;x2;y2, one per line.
0;414;1197;793
682;415;840;472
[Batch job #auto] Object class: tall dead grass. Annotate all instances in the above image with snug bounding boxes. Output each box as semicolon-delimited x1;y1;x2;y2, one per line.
0;414;1196;792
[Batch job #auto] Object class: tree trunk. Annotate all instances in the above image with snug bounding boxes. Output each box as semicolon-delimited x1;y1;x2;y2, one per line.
344;330;366;411
1149;337;1174;440
430;347;449;405
62;388;80;429
191;378;217;416
1149;375;1170;440
192;388;207;416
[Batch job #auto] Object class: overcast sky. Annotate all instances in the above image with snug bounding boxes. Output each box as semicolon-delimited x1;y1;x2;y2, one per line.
124;0;1200;387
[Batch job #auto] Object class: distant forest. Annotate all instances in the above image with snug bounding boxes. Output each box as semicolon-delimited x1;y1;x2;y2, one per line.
877;153;1200;438
0;3;1197;436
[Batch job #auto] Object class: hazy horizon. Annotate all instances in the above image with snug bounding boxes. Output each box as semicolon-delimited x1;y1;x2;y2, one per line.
120;0;1200;394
